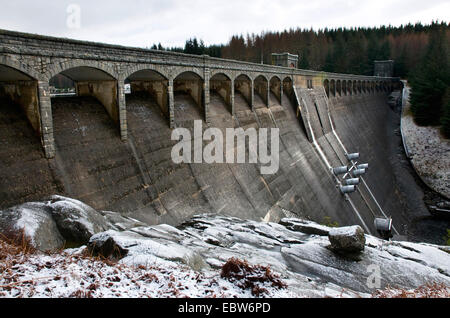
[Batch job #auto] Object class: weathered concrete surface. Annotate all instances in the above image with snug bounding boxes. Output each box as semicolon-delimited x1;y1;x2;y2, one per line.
326;90;450;244
0;97;62;208
0;29;397;158
0;83;443;243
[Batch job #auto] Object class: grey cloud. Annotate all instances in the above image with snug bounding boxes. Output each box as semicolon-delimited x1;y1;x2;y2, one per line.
0;0;447;48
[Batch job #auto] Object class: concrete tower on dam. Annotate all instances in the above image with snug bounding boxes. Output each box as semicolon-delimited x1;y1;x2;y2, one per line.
0;29;409;239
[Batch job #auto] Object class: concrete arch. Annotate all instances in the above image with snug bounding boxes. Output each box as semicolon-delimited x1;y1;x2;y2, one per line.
282;75;293;83
210;69;233;81
347;80;352;95
283;77;294;102
210;72;232;81
269;74;282;82
210;72;233;114
254;75;269;106
324;79;330;97
0;60;42;141
173;71;205;120
45;60;118;82
253;74;269;82
234;74;253;110
0;56;42;81
47;63;123;152
125;68;170;118
234;73;252;82
336;80;342;96
174;71;204;81
269;75;282;104
0;58;54;158
342;80;347;96
172;68;204;81
330;79;336;97
122;64;170;82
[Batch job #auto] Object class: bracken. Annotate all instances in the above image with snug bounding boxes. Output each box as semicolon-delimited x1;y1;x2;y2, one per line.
221;258;287;297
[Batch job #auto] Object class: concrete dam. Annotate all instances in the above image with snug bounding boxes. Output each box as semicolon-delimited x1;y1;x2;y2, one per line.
1;29;434;242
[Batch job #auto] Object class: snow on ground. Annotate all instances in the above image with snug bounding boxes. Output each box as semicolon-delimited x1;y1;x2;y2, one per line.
1;208;449;299
401;86;450;198
0;241;294;298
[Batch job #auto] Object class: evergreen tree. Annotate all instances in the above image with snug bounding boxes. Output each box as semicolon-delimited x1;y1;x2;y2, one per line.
410;26;450;126
298;47;310;69
379;40;391;60
366;34;380;75
323;49;335;72
394;45;408;78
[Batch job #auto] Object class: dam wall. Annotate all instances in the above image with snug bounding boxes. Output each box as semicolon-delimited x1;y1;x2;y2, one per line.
0;85;408;237
0;29;410;238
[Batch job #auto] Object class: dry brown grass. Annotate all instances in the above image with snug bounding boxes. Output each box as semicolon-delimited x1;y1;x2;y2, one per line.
221;258;287;297
0;229;36;256
373;282;450;298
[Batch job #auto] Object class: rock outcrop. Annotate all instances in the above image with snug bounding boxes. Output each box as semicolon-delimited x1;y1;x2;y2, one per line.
47;195;110;245
0;196;146;251
88;215;450;296
1;197;449;296
0;202;64;252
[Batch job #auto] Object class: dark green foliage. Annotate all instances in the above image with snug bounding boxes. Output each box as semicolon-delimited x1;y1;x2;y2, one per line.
150;38;223;58
150;22;450;132
220;22;448;77
410;25;450;126
394;46;408;78
441;89;450;138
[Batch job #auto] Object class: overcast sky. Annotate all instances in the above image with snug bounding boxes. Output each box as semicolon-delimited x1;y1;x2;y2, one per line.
0;0;448;48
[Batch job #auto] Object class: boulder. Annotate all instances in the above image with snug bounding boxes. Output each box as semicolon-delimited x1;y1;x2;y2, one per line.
0;202;65;252
47;195;109;246
87;230;129;259
328;226;366;254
